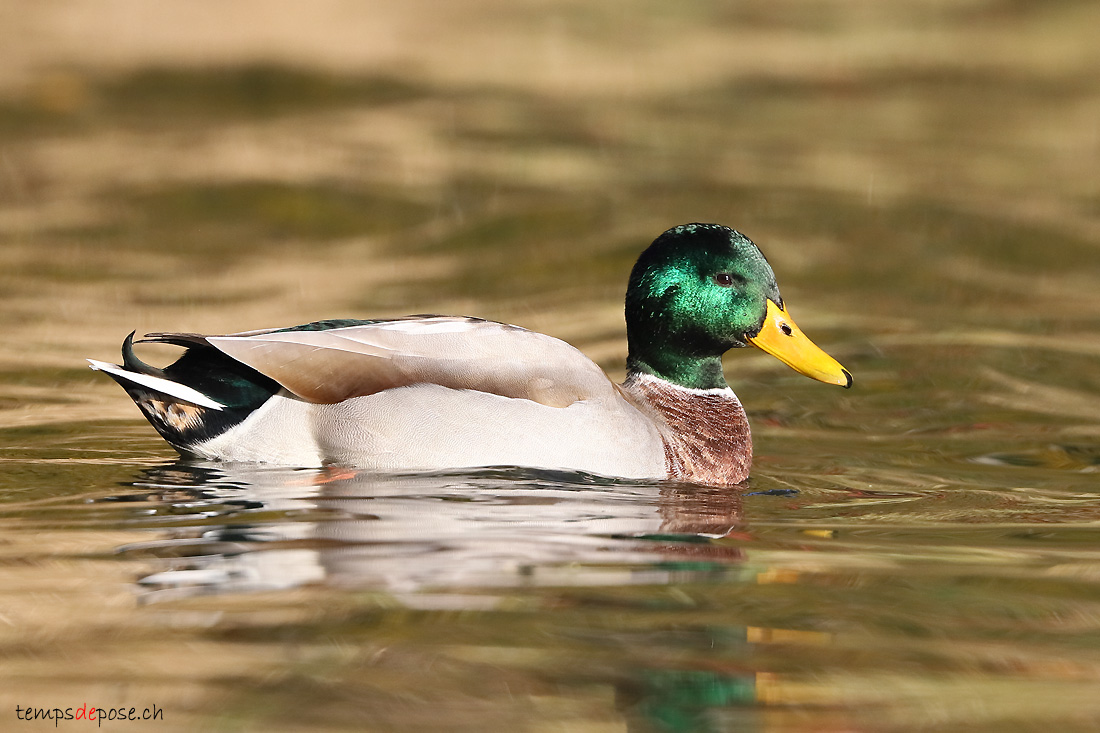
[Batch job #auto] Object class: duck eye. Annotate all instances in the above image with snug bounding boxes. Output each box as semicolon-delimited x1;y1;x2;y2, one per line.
713;273;734;287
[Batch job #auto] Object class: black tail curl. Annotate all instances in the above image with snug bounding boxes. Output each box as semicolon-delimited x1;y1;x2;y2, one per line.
106;331;283;454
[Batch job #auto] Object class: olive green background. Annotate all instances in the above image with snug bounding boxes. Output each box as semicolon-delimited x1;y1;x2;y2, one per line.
2;2;1099;731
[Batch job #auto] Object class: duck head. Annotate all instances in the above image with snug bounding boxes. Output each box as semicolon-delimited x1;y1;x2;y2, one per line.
625;223;852;391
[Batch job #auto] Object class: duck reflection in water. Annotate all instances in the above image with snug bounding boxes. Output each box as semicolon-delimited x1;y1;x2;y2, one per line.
120;462;747;600
114;463;832;731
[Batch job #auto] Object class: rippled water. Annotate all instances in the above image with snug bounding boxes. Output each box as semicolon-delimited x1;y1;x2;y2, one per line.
3;1;1100;731
5;399;1100;731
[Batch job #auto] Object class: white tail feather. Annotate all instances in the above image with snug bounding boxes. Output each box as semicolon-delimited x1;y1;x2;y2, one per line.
87;359;225;410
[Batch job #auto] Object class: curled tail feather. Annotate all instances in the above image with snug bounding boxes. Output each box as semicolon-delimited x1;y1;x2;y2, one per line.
89;331;280;455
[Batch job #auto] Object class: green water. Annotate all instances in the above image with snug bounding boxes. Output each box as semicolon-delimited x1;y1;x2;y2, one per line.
3;2;1100;731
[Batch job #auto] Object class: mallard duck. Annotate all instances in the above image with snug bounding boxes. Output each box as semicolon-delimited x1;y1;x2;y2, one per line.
89;223;850;486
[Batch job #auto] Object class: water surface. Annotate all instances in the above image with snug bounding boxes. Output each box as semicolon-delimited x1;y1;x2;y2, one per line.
2;2;1100;731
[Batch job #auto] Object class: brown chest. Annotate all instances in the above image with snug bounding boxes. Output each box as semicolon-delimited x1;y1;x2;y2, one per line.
622;375;752;486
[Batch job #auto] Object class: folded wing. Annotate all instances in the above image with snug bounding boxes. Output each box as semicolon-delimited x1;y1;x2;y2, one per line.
194;317;615;408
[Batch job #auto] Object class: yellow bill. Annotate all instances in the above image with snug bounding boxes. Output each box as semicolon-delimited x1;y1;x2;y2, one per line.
746;300;852;388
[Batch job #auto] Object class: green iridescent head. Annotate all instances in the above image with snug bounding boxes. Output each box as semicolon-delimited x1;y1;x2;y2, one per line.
625;223;851;391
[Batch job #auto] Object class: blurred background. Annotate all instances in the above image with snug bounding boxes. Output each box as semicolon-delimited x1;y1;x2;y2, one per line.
2;1;1100;731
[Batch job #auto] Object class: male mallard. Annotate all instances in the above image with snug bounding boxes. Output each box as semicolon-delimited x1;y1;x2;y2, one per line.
89;223;850;486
